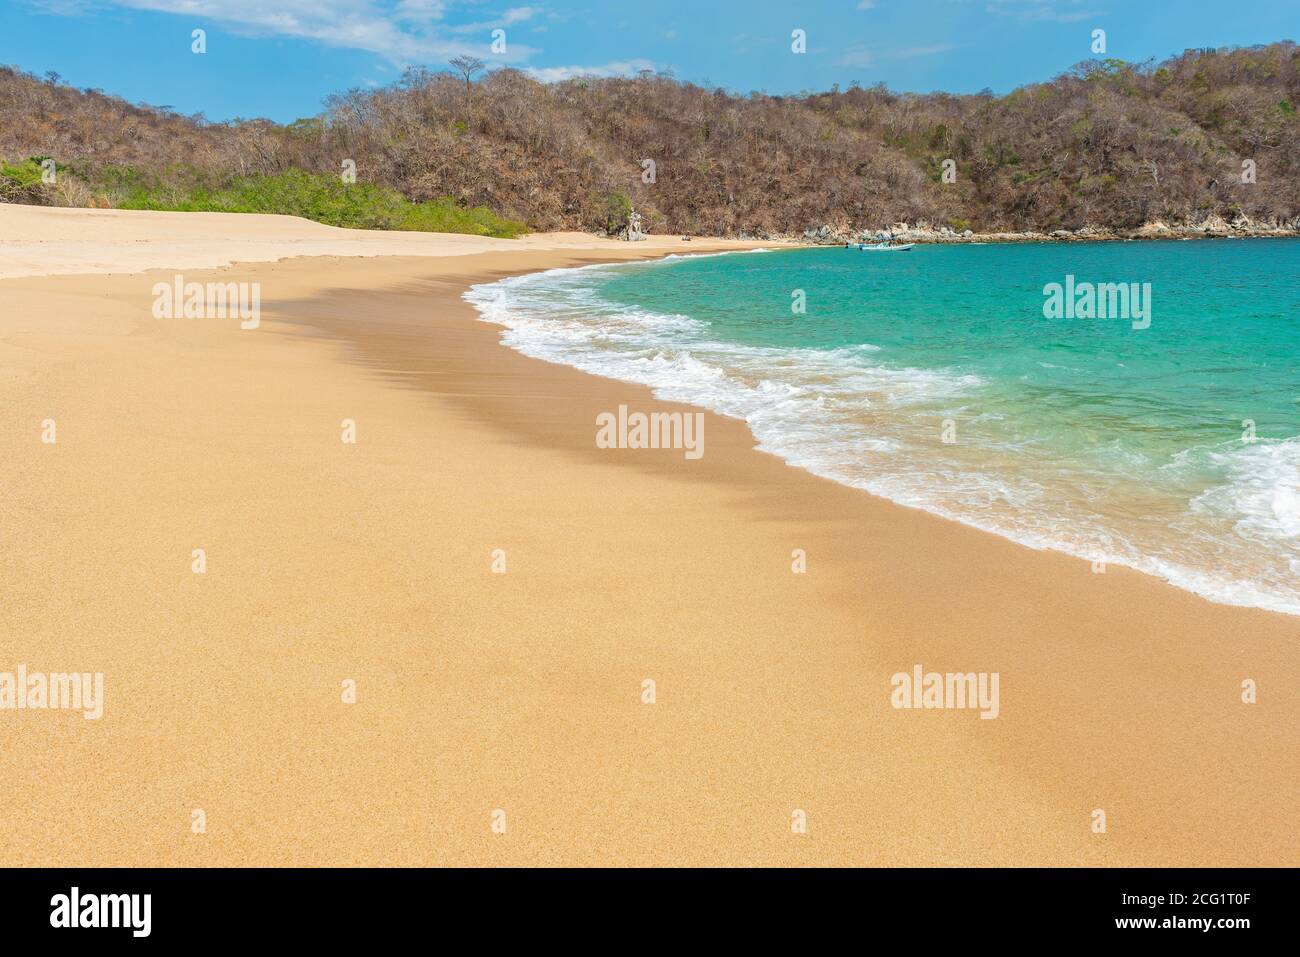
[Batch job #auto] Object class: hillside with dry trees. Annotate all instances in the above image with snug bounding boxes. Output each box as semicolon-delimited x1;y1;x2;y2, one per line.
2;43;1297;237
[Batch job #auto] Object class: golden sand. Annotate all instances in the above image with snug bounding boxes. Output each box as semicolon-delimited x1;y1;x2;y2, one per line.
1;208;1295;865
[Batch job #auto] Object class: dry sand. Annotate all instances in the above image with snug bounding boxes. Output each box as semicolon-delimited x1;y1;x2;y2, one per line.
0;203;756;280
0;207;1296;866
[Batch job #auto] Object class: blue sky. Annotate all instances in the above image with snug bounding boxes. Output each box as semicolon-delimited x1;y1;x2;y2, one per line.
2;1;1296;122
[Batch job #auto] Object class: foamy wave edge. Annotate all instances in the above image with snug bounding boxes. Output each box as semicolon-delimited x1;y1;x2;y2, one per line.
463;254;1300;619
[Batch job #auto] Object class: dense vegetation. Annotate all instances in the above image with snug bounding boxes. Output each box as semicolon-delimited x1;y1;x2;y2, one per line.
109;167;524;235
2;43;1298;237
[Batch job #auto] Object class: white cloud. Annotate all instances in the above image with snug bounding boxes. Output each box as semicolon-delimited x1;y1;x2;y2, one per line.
35;1;540;64
524;59;658;83
394;0;447;22
502;6;541;24
447;4;543;34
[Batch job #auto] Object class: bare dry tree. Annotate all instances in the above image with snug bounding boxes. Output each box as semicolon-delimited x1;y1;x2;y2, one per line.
448;56;485;91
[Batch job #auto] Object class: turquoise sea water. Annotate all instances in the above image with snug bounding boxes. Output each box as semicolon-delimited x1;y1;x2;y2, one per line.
466;240;1300;615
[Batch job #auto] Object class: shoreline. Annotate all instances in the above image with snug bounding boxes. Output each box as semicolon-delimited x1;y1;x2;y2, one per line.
2;214;1297;866
3;200;1295;279
290;252;1300;866
791;226;1300;246
466;245;1300;621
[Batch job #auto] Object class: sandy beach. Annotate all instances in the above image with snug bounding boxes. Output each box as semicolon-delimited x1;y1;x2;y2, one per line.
1;206;1296;867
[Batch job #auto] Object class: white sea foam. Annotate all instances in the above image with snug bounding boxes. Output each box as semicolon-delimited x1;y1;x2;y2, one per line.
464;257;1300;618
1195;438;1300;541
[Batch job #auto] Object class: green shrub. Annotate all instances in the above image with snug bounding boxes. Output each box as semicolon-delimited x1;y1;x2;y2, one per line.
1;157;53;202
111;168;526;237
601;191;632;234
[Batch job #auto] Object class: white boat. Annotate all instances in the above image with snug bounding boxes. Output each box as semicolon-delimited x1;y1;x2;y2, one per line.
853;242;914;251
